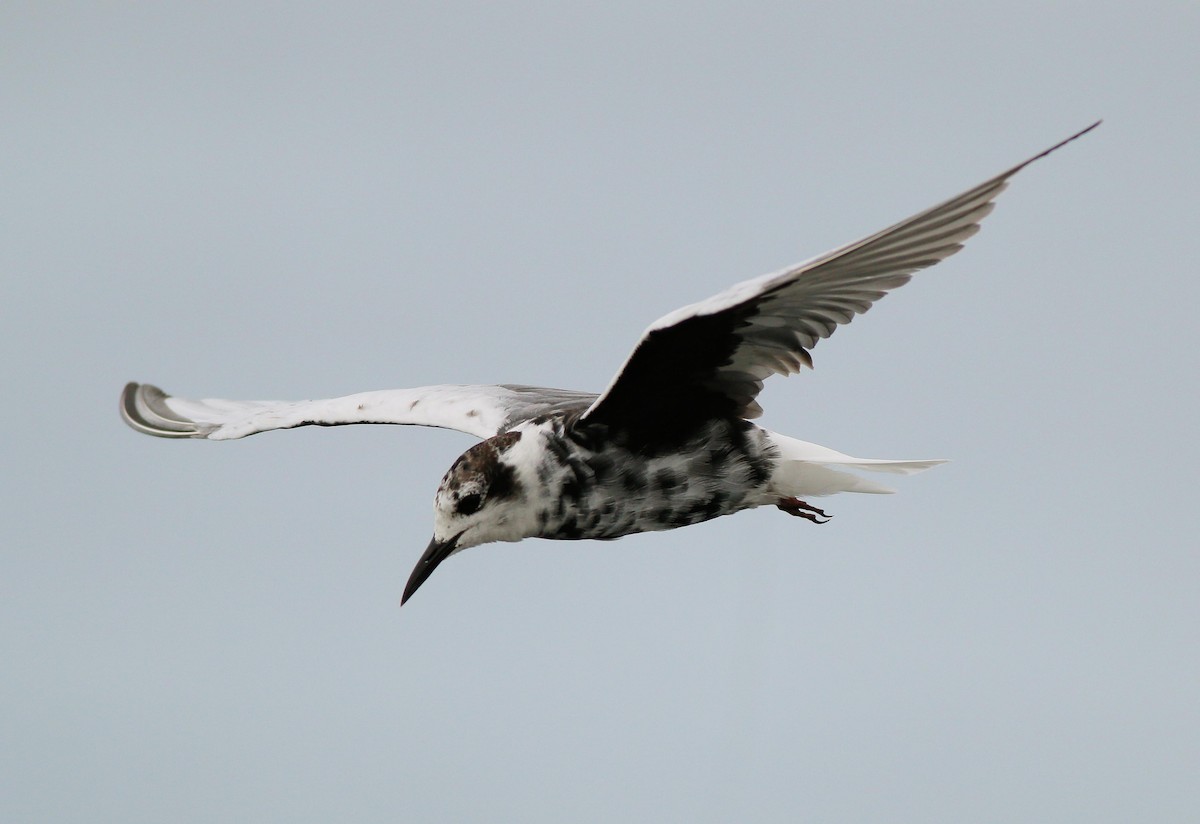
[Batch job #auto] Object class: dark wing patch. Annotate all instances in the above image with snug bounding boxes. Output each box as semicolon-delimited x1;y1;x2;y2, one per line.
570;310;755;450
578;123;1098;451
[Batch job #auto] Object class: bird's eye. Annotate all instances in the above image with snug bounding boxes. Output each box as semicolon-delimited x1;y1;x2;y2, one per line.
456;493;482;516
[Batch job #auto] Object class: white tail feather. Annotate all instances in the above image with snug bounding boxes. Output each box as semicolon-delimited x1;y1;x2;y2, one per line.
766;432;946;498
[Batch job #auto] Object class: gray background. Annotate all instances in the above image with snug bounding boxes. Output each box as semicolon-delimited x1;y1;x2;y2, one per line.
4;3;1197;822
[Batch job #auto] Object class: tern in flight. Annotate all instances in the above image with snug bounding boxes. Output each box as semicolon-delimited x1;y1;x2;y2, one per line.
122;122;1097;603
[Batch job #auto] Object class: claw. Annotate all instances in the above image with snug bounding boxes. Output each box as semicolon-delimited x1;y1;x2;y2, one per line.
776;496;831;524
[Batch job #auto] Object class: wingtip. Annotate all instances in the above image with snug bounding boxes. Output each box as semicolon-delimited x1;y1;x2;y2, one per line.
120;381;200;438
1055;119;1102;150
1018;120;1101;172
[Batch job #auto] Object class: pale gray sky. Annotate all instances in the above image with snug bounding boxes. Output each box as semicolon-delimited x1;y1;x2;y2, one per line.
4;3;1198;822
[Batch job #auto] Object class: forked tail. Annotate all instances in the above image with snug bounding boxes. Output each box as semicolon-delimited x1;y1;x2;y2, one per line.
766;432;946;497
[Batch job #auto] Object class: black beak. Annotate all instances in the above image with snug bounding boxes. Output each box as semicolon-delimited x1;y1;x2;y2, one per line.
402;533;460;605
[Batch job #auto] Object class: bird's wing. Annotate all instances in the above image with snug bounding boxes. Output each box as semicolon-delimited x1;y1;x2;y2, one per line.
578;123;1098;447
120;382;597;441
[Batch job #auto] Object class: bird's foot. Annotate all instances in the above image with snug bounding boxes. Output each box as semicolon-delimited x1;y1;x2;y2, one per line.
776;496;831;524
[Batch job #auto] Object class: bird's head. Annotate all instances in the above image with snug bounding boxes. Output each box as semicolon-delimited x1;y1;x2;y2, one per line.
402;429;533;604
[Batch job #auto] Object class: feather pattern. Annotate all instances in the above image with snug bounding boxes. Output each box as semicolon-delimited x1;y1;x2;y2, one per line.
579;122;1099;447
120;382;596;441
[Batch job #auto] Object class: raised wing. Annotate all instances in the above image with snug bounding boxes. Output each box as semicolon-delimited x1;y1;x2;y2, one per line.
121;382;596;441
579;123;1099;448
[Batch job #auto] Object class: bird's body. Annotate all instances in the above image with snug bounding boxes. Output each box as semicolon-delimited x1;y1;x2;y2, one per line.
474;414;778;544
121;123;1098;603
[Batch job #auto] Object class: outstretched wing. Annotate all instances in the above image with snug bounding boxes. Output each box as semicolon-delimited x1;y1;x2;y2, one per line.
121;382;597;441
578;122;1099;448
